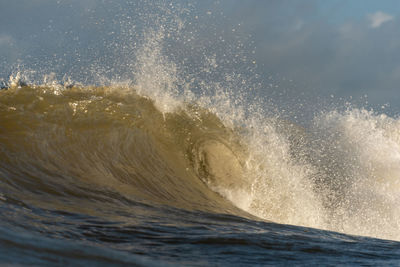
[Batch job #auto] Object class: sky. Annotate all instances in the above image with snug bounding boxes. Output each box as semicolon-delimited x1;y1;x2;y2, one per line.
1;0;400;115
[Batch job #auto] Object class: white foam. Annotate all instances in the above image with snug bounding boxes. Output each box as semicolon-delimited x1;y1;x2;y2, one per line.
311;108;400;239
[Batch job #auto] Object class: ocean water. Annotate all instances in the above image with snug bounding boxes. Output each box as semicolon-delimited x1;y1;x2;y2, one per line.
1;1;400;266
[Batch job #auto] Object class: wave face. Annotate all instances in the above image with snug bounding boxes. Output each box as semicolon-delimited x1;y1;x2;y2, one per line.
0;84;249;214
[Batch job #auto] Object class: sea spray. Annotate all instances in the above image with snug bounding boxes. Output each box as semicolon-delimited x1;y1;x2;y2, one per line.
310;108;400;239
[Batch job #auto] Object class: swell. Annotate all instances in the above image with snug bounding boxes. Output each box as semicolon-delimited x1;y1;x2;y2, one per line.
2;83;400;241
0;84;248;217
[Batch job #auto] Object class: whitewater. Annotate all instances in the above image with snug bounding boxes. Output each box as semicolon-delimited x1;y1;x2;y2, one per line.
1;1;400;265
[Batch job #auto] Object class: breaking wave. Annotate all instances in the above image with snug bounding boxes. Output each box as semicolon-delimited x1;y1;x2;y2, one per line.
1;1;400;244
1;76;400;241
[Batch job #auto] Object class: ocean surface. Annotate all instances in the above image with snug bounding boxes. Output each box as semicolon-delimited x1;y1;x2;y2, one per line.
1;1;400;266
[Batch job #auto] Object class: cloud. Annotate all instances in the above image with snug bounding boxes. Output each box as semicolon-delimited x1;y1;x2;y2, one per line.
221;2;400;112
368;11;394;28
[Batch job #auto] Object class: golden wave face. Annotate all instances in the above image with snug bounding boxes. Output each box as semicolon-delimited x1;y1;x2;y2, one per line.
0;85;250;218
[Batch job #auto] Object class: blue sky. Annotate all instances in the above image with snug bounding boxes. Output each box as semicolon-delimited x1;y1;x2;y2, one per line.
1;0;400;114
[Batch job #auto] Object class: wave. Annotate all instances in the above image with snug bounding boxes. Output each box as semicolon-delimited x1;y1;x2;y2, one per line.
1;79;400;241
1;1;400;242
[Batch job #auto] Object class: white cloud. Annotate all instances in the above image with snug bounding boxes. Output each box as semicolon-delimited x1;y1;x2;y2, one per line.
368;11;394;28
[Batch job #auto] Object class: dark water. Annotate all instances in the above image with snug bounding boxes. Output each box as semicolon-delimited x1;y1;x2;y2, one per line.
1;197;400;266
